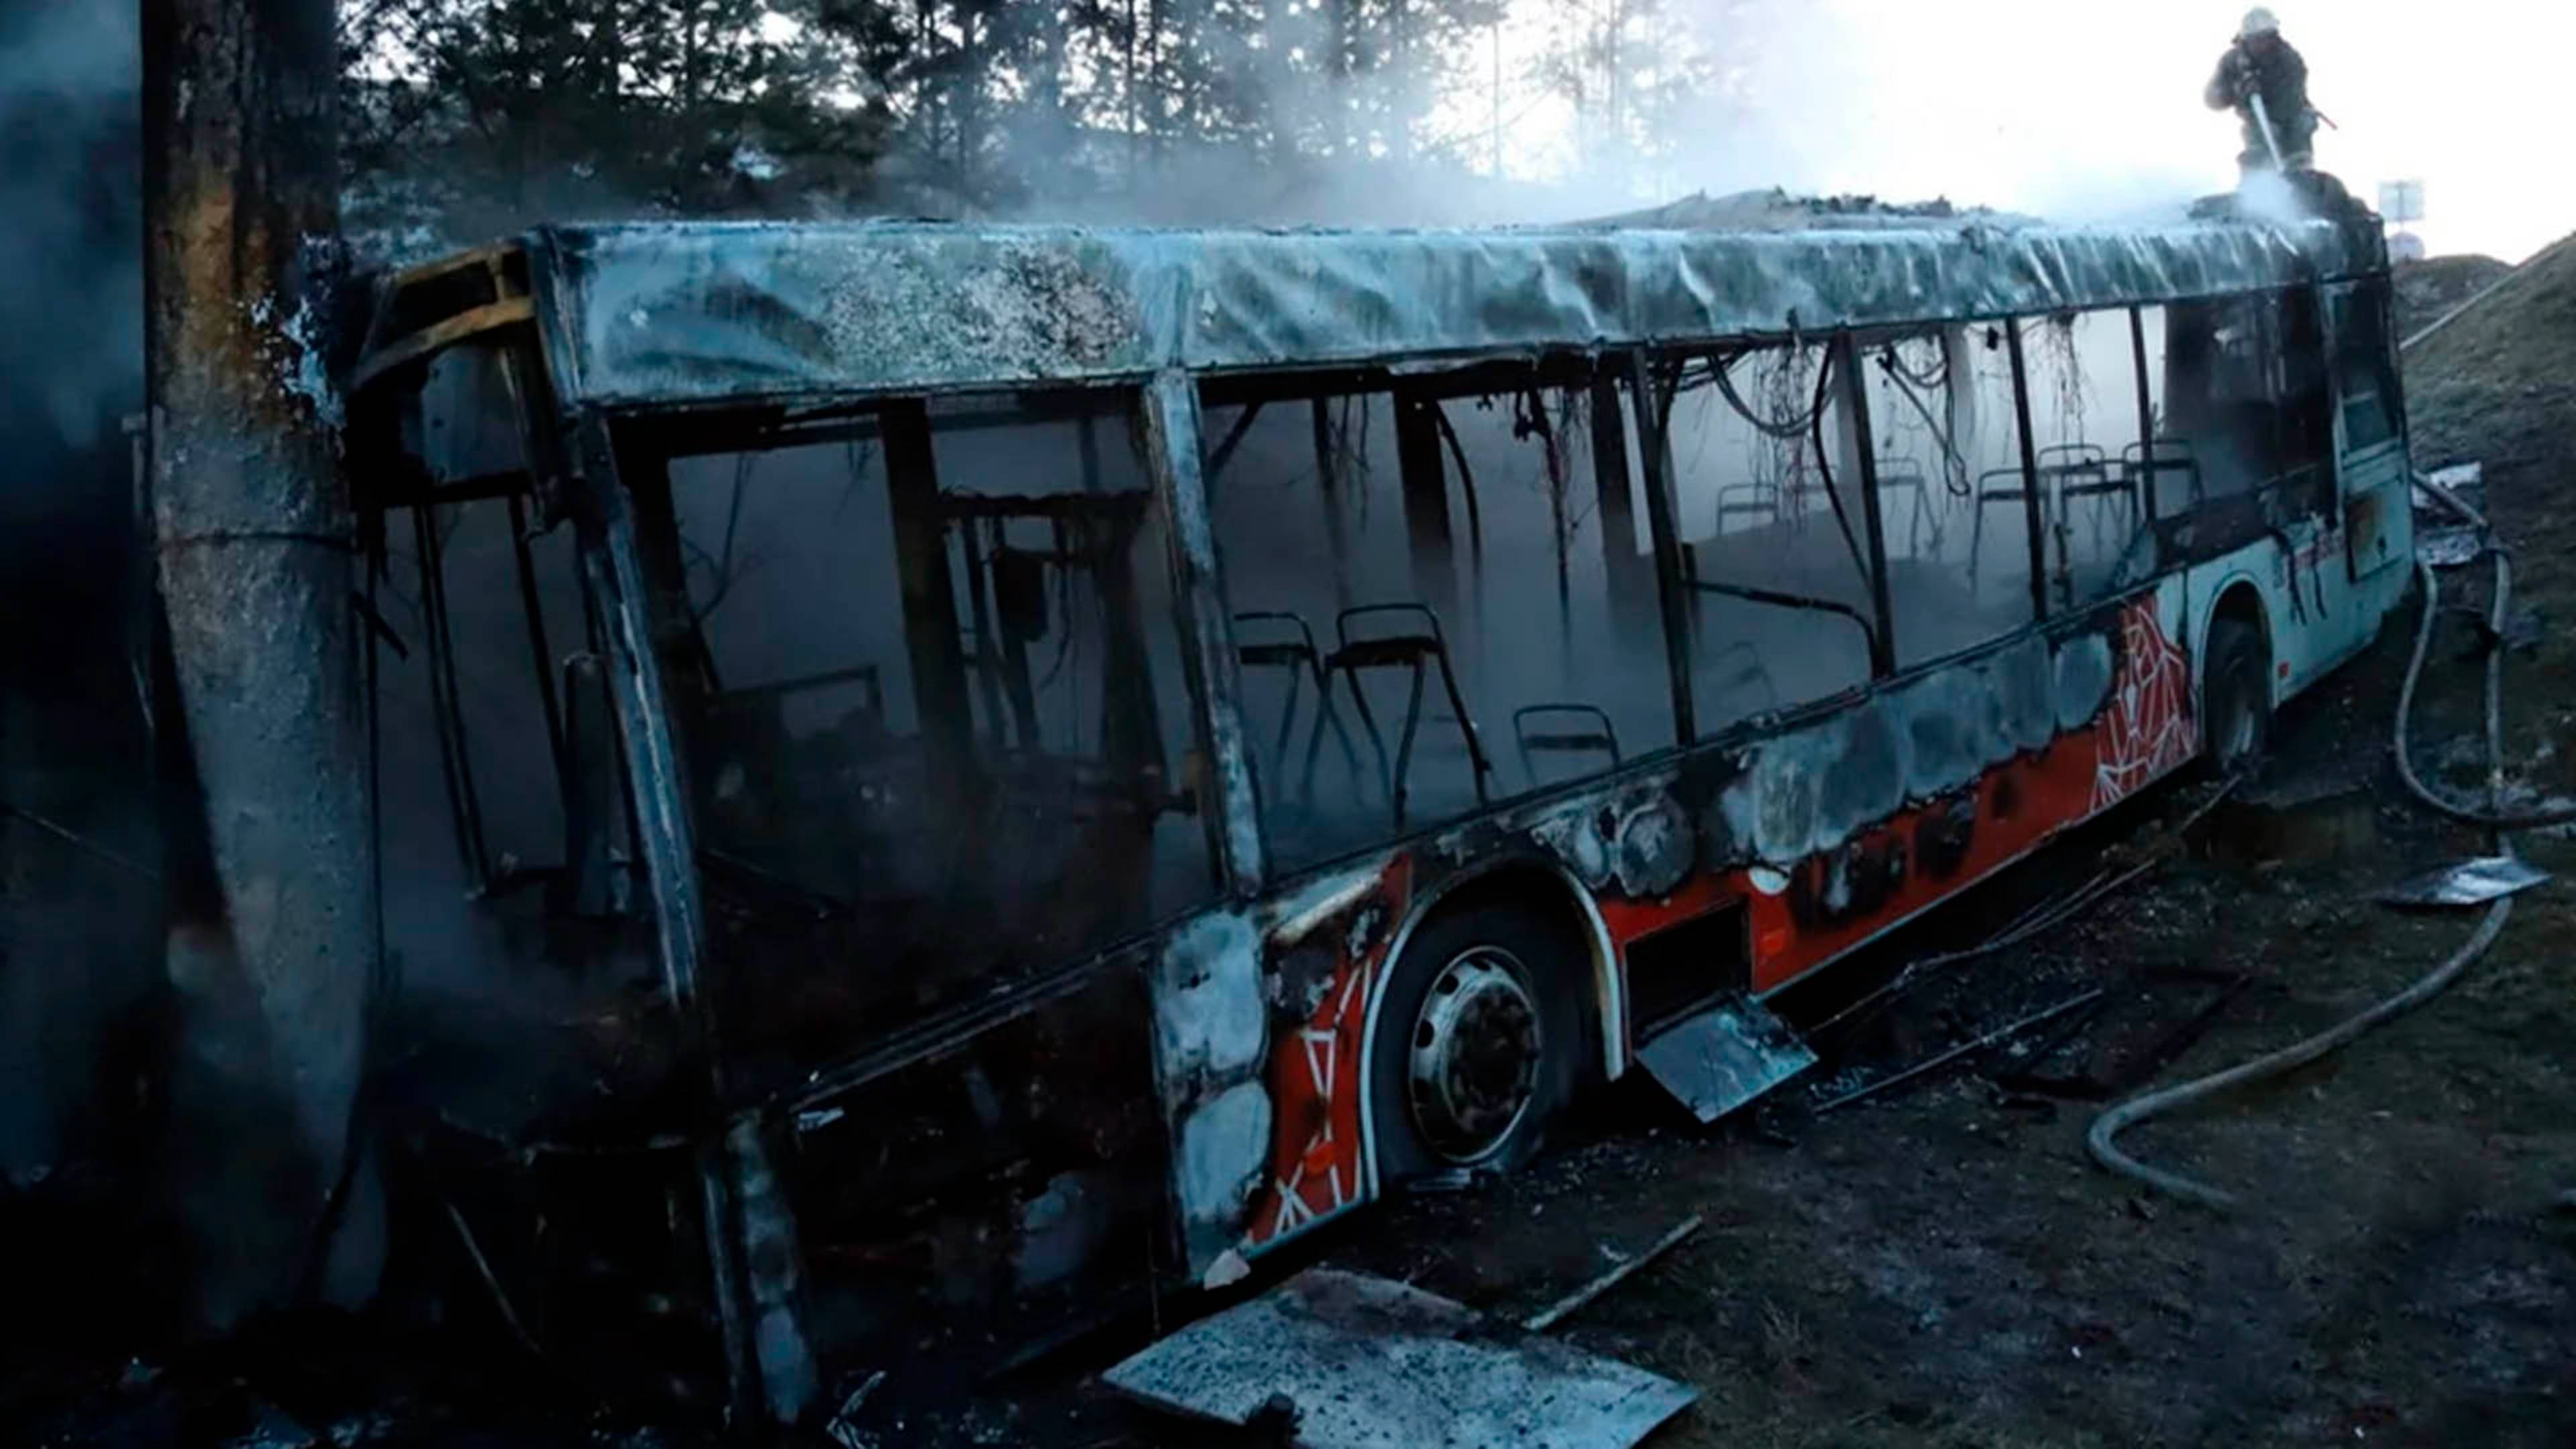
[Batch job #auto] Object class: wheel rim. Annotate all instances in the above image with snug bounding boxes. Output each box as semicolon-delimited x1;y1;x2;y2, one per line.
1405;945;1544;1164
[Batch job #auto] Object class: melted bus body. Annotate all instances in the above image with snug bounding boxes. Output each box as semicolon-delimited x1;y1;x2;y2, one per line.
345;195;2409;1421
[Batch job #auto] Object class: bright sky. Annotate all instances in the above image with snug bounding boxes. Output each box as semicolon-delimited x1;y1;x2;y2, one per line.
1493;0;2574;263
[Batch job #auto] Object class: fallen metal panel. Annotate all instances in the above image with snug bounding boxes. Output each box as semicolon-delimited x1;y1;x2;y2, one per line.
1103;1269;1696;1448
1633;992;1817;1124
2378;855;2551;908
2415;525;2483;568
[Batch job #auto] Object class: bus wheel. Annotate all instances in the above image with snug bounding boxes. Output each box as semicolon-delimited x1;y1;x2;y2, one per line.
2203;617;2270;775
1369;898;1587;1182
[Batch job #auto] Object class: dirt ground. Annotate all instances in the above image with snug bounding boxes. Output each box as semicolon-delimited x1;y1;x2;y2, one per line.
2392;254;2511;341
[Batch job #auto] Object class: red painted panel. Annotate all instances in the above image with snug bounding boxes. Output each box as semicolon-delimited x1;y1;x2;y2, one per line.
1243;855;1410;1248
1239;598;2196;1254
1734;733;2104;991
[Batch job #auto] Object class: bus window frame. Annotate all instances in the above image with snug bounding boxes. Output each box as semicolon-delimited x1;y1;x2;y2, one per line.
1142;370;1271;898
622;287;2390;1415
2324;276;2406;464
581;278;2363;1014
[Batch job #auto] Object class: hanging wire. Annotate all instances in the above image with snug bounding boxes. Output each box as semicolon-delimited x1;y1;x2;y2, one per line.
1557;385;1603;539
1353;395;1374;534
834;437;876;520
1801;345;1872;587
1035;517;1083;694
1885;335;1950;390
2037;313;2090;446
1709;348;1831;440
1874;347;1975;500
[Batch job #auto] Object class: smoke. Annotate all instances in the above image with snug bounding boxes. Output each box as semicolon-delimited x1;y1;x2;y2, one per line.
0;0;152;1195
822;0;2247;233
342;0;2248;244
0;1;140;457
2233;168;2306;225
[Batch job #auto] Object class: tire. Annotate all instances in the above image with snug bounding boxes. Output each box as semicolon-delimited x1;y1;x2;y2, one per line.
2202;616;2270;776
1367;896;1591;1186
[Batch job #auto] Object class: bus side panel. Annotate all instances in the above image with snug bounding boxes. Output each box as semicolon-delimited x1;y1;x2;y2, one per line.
1152;853;1414;1280
1615;585;2195;996
2186;446;2410;712
1217;580;2202;1267
2182;523;2373;713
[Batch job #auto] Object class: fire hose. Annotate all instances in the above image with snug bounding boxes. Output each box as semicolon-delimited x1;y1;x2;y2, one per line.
2088;482;2526;1209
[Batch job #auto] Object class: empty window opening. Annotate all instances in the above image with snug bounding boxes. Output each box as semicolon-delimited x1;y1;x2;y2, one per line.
1205;368;1679;874
635;394;1217;1066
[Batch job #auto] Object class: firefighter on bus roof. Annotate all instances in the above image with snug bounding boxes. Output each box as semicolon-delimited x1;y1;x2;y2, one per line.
2206;8;2316;174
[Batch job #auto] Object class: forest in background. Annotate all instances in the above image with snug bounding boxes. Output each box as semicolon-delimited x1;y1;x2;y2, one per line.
337;0;1753;251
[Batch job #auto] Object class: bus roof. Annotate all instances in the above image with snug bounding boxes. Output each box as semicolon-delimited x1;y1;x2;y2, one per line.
517;211;2378;411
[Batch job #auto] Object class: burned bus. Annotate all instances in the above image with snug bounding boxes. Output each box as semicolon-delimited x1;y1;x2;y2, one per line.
343;194;2411;1423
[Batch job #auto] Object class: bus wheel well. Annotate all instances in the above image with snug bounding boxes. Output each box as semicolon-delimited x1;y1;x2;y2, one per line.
2210;582;2271;666
1364;862;1607;1183
2203;583;2273;771
1407;863;1609;1077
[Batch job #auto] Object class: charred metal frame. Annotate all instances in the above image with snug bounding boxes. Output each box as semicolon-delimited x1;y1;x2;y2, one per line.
881;398;981;819
1834;331;1900;675
1145;371;1269;897
1684;578;1880;663
413;500;490;890
1624;350;1700;745
1229;611;1364;817
344;209;2396;1431
2129;306;2160;527
350;250;586;903
1587;371;1652;641
566;416;794;1417
2004;321;2054;622
1326;602;1495;829
1392;387;1461;630
1309;398;1356;612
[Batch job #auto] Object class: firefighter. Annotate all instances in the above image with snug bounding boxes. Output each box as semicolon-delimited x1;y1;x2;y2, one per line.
2205;8;2317;174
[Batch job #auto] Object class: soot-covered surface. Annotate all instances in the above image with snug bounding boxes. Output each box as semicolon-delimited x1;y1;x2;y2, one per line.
529;214;2369;407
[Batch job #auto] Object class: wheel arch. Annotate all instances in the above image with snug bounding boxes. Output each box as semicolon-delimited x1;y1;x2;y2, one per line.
1354;853;1622;1200
2198;572;2276;712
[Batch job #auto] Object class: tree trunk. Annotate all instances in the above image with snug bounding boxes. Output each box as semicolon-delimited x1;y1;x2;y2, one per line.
141;0;379;1329
1126;0;1141;183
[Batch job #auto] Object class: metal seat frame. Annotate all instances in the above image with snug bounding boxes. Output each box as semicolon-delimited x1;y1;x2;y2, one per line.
1326;603;1493;830
1232;609;1368;819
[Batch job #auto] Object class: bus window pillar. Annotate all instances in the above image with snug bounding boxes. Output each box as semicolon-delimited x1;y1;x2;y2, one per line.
1621;350;1699;745
1311;398;1357;614
570;411;820;1428
1833;332;1898;676
1587;368;1658;641
2129;306;2159;527
1143;371;1268;898
881;398;981;818
1393;385;1460;629
609;428;721;751
2004;321;2052;622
